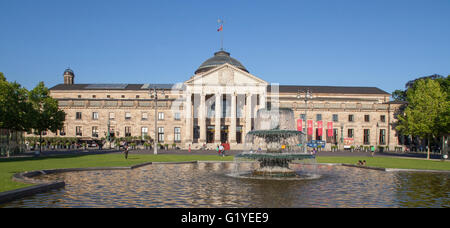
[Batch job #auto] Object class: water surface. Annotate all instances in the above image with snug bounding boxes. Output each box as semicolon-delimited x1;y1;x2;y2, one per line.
1;163;449;208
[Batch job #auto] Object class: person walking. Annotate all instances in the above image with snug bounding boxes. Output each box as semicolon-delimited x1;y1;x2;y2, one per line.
219;144;224;157
224;141;230;157
371;145;375;157
123;142;129;159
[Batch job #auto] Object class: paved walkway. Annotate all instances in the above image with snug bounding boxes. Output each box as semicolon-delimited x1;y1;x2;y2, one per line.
3;148;445;161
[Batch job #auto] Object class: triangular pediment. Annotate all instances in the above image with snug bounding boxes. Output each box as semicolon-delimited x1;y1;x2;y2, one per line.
185;63;268;86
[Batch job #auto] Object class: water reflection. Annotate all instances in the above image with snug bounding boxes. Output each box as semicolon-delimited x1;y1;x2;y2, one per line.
1;163;449;208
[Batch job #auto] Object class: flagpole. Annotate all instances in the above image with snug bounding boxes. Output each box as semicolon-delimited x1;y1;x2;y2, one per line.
221;30;224;51
218;19;224;51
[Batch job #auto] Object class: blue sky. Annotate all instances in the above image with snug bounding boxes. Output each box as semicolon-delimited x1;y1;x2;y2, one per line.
1;0;449;94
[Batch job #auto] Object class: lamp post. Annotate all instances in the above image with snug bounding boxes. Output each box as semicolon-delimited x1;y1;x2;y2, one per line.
297;89;312;134
150;86;166;155
107;118;111;149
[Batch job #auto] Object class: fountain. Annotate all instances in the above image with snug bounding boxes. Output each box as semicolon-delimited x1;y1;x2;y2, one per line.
233;108;318;179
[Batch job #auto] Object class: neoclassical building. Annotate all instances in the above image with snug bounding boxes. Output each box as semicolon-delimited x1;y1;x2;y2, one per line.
46;50;404;150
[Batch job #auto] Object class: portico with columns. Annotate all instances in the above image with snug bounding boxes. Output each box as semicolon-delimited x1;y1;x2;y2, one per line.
183;63;268;149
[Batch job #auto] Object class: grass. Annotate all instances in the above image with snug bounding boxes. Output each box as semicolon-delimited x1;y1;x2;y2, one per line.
317;156;450;171
0;153;233;193
0;153;449;193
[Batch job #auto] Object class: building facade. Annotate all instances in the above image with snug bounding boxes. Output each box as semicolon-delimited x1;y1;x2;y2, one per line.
45;50;404;150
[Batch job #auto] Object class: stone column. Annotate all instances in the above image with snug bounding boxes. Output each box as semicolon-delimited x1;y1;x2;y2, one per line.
229;92;237;143
245;93;252;137
199;93;207;144
214;93;221;143
260;93;266;110
184;93;192;145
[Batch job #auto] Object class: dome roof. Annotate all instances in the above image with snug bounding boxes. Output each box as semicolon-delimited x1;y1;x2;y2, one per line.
64;68;74;75
195;50;248;74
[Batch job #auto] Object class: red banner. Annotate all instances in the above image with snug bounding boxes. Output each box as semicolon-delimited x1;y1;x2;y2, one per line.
297;119;302;132
317;121;323;136
307;120;313;135
327;122;333;136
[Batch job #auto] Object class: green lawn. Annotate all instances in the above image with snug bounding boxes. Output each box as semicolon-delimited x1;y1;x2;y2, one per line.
0;153;449;193
0;153;233;193
317;156;450;171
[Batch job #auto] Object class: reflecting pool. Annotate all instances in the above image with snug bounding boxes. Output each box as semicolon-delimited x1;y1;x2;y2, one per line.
1;163;449;208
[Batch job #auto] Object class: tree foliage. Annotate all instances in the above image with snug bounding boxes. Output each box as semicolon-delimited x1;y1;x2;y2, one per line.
29;81;66;135
0;74;66;155
0;72;33;131
396;78;449;159
392;89;407;101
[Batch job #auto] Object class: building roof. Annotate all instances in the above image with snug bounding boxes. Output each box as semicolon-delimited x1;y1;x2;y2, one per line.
268;85;390;95
50;83;389;95
49;83;179;91
194;50;249;74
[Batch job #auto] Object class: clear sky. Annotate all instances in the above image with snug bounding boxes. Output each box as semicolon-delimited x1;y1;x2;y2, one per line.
1;0;449;94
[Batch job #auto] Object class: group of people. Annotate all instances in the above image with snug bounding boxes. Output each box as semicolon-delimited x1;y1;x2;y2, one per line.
217;142;230;157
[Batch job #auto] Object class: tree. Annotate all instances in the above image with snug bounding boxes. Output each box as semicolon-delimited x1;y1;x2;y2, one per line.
392;89;407;101
0;73;33;131
396;79;449;159
29;81;66;155
0;73;34;157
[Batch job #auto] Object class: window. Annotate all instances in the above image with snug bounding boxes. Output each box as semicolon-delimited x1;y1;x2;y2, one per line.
77;95;81;98
158;112;164;120
315;128;322;141
174;112;181;120
92;95;96;98
136;95;140;99
348;129;354;138
107;95;111;98
92;112;99;120
333;129;338;144
332;114;339;122
364;115;370;122
76;112;82;120
174;127;181;142
121;95;125;98
109;127;115;138
316;114;322;121
59;127;66;136
158;127;164;142
76;126;82;136
141;127;148;139
300;114;306;121
92;126;99;138
379;129;386;145
380;115;386;123
125;126;131;137
125;112;131;120
363;129;370;145
109;112;115;120
348;114;354;122
141;112;148;121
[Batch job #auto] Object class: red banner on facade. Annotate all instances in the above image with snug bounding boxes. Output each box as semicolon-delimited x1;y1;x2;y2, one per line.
317;121;323;136
327;122;333;136
297;119;302;132
307;120;313;135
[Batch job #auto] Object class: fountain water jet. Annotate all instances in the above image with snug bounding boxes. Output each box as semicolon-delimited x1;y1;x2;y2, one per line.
232;108;318;179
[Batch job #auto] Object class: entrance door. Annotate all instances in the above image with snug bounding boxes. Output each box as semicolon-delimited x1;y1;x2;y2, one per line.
236;126;243;144
193;126;199;143
221;126;228;143
207;126;215;143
